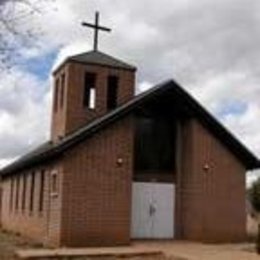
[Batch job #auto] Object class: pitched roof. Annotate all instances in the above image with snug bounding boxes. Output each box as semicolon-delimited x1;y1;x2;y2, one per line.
53;51;136;74
1;79;259;176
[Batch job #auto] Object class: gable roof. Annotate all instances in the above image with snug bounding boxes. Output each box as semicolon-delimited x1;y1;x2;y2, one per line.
1;79;259;177
53;50;136;74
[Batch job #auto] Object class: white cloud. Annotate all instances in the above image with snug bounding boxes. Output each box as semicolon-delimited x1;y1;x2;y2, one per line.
0;67;51;161
0;0;260;188
52;41;91;72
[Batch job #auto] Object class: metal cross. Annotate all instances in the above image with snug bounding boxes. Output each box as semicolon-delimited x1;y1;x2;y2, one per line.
82;12;111;51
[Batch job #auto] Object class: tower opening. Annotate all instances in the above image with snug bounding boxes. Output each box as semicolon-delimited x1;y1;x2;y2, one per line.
83;72;96;109
107;75;118;110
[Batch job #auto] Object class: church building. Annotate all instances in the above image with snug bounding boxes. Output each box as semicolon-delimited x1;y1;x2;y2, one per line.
0;13;260;248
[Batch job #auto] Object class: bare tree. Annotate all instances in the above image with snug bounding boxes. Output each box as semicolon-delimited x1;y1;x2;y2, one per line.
0;0;55;70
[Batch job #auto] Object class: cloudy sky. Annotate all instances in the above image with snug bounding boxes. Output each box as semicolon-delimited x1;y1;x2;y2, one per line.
0;0;260;184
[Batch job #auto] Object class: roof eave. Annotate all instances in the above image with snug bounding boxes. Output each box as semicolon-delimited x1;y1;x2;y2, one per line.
1;79;259;176
52;57;137;76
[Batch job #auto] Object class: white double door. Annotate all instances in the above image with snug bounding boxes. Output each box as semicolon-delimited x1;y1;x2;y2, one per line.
131;182;175;239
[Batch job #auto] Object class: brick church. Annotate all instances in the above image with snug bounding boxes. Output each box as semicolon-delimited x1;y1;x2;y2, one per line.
0;14;260;248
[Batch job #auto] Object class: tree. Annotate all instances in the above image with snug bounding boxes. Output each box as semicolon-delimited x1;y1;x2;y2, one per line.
248;177;260;212
0;0;55;69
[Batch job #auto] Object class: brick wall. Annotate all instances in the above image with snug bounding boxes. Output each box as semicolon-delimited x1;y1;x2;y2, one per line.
0;115;247;246
60;116;134;247
176;119;246;242
1;161;64;247
51;62;135;141
51;65;69;142
0;187;2;226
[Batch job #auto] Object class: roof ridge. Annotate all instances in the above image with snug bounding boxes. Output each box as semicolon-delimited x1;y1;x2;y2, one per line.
69;50;136;70
1;79;259;176
53;50;136;75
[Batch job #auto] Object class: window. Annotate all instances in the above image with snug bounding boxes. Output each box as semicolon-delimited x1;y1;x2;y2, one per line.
83;73;96;109
15;177;20;211
107;76;118;110
54;78;60;112
135;116;176;172
29;172;35;212
22;174;27;212
9;178;14;212
39;170;45;212
60;73;65;109
50;171;58;197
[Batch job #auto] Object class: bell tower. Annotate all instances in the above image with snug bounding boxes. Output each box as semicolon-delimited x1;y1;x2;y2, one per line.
50;13;136;141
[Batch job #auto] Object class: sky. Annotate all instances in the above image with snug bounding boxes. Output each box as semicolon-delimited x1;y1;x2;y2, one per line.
0;0;260;185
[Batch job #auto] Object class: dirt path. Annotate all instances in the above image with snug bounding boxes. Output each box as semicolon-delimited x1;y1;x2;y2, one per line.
0;230;259;260
135;241;260;260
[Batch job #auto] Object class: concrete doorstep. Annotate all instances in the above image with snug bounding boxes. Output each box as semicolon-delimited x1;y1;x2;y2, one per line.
15;247;165;260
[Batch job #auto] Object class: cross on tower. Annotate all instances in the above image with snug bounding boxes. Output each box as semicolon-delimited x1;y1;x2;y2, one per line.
82;12;111;51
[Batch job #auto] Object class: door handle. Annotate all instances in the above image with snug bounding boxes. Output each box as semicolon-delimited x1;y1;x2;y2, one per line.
149;204;156;216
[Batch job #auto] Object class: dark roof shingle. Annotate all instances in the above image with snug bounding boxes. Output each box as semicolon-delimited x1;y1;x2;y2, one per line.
54;50;136;74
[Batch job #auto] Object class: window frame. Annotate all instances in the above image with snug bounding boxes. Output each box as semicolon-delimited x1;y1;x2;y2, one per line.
9;177;14;212
39;170;45;212
21;173;27;212
29;172;35;212
83;72;96;109
15;176;20;211
50;170;58;197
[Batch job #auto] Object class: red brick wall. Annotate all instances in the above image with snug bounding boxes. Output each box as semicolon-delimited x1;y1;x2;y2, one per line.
51;62;135;141
51;66;69;142
176;119;246;242
1;162;64;247
0;187;2;227
0;117;247;246
60;116;134;247
1;115;134;248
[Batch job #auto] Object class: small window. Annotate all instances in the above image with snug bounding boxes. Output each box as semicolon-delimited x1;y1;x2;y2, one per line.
83;73;96;109
9;178;14;212
15;176;20;211
54;78;60;112
29;172;35;212
107;76;118;110
60;73;65;109
51;171;58;195
39;170;45;212
22;174;27;212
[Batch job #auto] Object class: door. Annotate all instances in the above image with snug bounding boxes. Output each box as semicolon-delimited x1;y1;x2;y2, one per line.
131;182;175;239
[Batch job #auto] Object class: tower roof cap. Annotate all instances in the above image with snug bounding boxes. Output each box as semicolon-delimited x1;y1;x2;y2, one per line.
54;50;136;74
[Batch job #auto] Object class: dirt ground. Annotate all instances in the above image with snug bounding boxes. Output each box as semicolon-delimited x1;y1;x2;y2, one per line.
0;230;178;260
0;230;37;259
0;230;260;260
135;241;260;260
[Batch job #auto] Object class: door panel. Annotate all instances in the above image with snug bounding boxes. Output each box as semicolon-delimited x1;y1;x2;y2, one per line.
131;183;153;238
152;183;174;238
131;182;175;239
